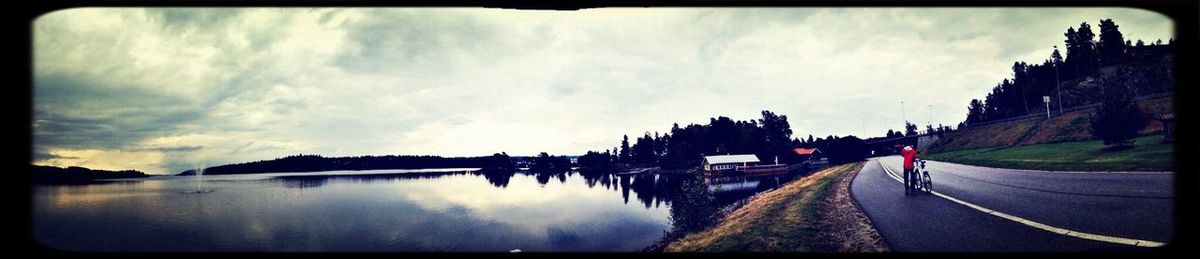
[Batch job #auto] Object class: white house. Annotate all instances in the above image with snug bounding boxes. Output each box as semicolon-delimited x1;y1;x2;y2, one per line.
703;154;761;171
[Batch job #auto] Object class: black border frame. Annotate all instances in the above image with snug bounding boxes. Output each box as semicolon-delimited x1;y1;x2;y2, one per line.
11;0;1197;258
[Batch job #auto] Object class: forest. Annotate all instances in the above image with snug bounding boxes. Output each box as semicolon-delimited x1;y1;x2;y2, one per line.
962;19;1174;126
32;165;149;184
579;110;871;172
176;153;518;175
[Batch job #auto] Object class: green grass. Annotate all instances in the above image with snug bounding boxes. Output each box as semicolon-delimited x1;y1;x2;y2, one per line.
929;96;1173;153
924;135;1173;171
664;163;864;252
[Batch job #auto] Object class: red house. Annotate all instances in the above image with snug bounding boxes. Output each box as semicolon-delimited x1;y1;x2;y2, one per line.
793;148;827;165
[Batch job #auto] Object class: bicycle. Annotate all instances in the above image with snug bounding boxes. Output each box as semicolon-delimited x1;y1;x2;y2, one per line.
912;159;932;194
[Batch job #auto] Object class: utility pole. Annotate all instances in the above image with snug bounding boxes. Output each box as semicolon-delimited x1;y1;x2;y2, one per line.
861;116;866;138
883;117;888;135
927;105;933;130
1097;54;1105;96
1054;46;1063;115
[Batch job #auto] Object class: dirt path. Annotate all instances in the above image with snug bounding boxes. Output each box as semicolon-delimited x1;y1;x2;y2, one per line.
818;162;889;252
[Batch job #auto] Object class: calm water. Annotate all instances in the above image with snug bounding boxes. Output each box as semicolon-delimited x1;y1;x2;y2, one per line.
33;168;810;252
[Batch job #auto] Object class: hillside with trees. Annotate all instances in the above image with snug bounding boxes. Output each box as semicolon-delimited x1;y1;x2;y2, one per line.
177;153;517;175
961;19;1173;128
33;165;150;184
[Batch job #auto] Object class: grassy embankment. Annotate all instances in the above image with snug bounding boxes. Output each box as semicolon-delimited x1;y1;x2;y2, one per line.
924;135;1172;172
927;96;1173;172
664;162;887;252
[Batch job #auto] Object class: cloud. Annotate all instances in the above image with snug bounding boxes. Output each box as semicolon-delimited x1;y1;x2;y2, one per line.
32;7;1173;174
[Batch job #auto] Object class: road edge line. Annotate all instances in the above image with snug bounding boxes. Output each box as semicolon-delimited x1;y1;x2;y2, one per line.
875;159;1165;248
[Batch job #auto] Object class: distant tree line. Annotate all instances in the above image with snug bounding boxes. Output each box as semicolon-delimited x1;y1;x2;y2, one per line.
33;165;149;184
962;18;1174;127
178;153;517;175
530;152;572;173
881;122;953;139
796;135;869;164
580;110;871;171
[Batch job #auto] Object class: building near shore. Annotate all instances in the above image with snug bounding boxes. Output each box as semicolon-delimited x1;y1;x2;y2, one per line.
703;154;760;172
794;148;829;166
793;148;822;160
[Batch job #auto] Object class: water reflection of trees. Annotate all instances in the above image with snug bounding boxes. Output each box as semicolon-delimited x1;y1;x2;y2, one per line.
275;168;805;212
478;170;515;188
274;171;474;189
268;167;820;252
271;168;808;237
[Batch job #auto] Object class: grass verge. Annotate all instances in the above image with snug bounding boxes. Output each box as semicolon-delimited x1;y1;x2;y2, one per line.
924;135;1173;171
663;162;886;252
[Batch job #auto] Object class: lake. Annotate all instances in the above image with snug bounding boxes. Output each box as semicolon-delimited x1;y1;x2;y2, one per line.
33;168;811;252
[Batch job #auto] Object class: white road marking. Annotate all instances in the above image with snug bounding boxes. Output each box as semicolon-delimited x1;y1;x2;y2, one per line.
875;159;1165;247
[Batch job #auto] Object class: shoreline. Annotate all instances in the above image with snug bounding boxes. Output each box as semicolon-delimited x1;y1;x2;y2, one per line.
657;162;889;252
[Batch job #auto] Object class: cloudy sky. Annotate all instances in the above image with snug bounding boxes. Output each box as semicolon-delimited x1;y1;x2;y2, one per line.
33;7;1173;174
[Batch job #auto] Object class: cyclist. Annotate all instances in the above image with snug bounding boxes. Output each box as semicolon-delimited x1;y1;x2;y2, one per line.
901;145;918;195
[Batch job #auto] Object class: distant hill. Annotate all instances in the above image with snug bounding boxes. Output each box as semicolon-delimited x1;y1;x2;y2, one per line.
930;95;1172;153
32;165;150;184
177;153;517;175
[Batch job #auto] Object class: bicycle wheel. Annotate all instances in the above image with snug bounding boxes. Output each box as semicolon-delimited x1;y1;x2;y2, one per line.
922;172;932;193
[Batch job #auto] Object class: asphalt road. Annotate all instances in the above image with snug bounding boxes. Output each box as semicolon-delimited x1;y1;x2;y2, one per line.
851;156;1174;252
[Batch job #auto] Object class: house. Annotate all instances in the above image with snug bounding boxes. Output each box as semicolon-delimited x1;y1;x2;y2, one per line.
794;148;828;166
703;154;760;172
793;148;823;160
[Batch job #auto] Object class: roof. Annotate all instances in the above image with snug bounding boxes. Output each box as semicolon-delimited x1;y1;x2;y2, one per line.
704;154;760;164
793;148;821;155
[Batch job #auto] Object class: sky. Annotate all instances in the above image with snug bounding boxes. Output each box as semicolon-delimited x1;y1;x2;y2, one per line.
32;7;1174;174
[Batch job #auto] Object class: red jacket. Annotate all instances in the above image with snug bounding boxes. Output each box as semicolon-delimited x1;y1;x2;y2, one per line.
902;146;917;170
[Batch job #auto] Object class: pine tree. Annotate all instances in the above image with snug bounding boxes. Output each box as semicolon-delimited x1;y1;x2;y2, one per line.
1090;81;1147;147
1097;19;1126;64
619;135;631;164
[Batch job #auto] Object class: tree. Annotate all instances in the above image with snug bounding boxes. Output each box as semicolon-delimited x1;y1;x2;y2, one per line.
826;136;867;164
1066;22;1099;76
1097;19;1126;64
631;133;658;166
1090;80;1147;148
1013;61;1031;114
1063;26;1080;79
1051;46;1064;64
483;152;516;172
966;99;986;123
577;150;614;173
758;110;793;161
653;132;666;157
619;135;631;164
905;122;918;136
